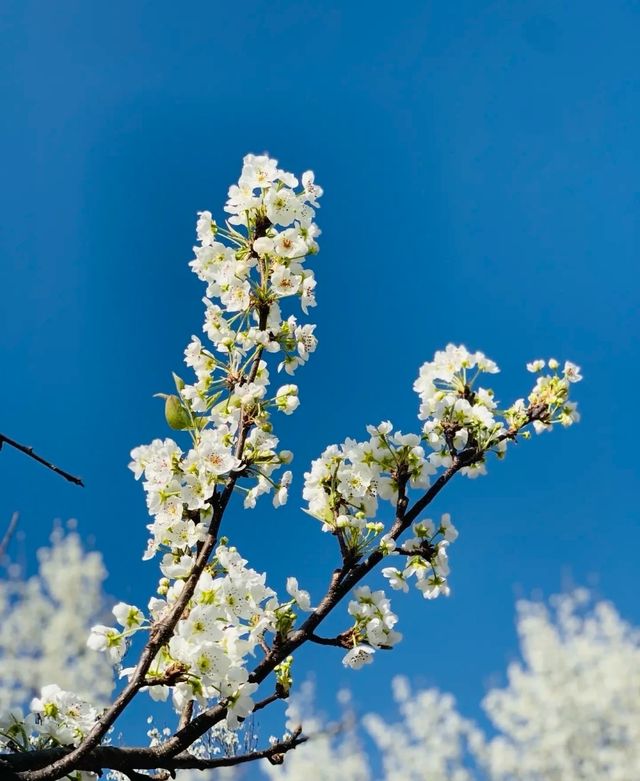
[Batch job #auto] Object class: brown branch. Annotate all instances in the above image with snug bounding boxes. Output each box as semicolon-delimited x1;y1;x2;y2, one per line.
177;700;194;733
121;770;169;781
252;691;283;714
5;730;307;775
308;632;349;648
0;433;84;486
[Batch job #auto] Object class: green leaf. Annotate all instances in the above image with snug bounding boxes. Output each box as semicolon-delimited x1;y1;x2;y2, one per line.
164;395;192;430
172;372;186;393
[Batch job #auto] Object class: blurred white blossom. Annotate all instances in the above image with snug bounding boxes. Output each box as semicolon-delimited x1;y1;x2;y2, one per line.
0;522;113;718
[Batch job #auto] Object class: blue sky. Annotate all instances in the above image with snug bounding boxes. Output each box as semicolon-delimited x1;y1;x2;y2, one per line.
1;0;639;744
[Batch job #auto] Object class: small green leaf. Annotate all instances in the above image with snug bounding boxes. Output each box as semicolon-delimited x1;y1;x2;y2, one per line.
164;395;191;430
172;372;186;393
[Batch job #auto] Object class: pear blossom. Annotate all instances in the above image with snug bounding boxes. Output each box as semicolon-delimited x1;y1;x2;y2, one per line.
30;684;98;747
286;577;312;612
342;645;376;670
0;153;585;781
86;625;126;664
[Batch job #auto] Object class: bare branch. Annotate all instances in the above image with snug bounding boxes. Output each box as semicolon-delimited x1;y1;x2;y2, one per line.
308;632;350;648
0;433;84;487
252;691;284;714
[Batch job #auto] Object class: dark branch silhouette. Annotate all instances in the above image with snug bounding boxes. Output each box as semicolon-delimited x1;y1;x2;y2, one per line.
0;433;84;486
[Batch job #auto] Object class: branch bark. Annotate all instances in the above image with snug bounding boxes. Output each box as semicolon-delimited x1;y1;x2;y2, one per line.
5;730;307;775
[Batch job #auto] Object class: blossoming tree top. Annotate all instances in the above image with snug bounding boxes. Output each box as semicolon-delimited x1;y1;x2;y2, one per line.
0;154;581;781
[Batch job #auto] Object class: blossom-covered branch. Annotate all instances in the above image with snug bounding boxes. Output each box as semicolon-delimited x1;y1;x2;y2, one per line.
0;154;581;780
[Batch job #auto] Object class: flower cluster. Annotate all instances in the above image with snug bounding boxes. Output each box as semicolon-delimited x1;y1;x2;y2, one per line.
415;345;582;478
29;684;98;748
342;587;401;670
482;590;640;780
90;545;281;727
303;422;434;549
130;154;322;561
517;358;582;432
414;344;502;478
87;601;145;664
363;677;482;781
305;345;580;670
83;155;325;731
382;512;458;600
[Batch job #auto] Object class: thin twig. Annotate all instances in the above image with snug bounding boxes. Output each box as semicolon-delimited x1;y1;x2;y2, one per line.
308;633;347;647
251;691;282;714
0;512;19;562
0;433;84;486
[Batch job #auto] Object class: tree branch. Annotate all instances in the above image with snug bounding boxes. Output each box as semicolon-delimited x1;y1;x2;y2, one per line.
177;700;194;732
12;366;551;778
308;632;349;647
0;433;84;486
252;691;284;714
5;730;307;775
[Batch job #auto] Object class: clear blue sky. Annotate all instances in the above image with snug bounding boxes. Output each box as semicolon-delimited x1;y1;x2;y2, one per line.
1;0;639;742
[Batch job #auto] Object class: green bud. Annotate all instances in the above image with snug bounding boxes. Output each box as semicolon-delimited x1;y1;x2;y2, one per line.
164;395;192;430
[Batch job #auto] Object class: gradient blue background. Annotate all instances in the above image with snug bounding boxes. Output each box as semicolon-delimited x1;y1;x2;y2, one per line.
1;0;638;747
